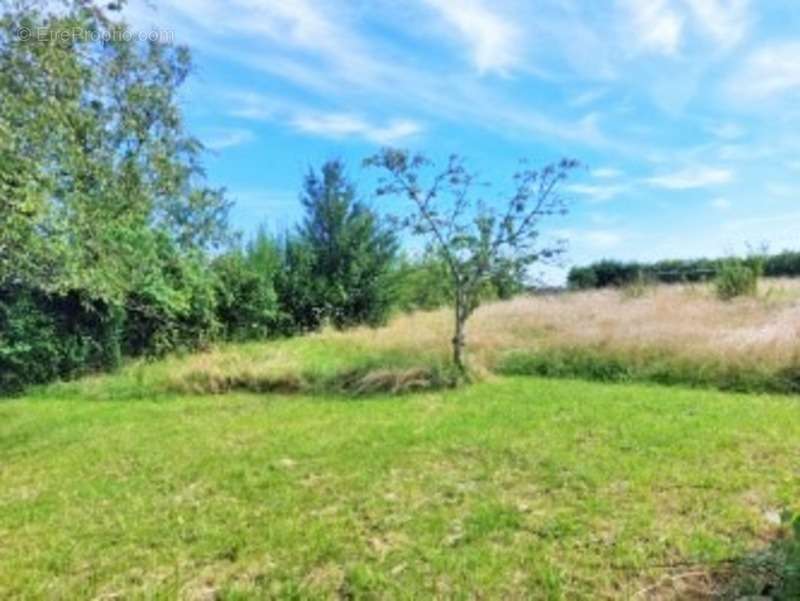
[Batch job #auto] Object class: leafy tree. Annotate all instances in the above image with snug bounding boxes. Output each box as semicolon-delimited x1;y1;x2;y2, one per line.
365;149;578;372
288;160;398;329
276;237;320;332
0;0;231;390
212;228;285;341
0;0;230;300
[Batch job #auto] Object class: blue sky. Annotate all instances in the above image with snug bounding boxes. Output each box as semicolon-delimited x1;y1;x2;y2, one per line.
126;0;800;282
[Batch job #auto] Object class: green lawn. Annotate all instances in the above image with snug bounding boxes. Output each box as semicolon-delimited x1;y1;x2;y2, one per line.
1;377;798;599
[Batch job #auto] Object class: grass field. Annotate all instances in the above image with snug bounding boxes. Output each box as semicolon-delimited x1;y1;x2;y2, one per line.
2;376;799;599
4;282;800;599
65;278;800;399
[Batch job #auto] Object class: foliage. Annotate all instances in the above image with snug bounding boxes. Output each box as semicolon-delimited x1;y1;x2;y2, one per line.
282;160;398;330
714;258;761;300
212;232;286;341
365;148;577;370
390;253;455;313
777;513;800;599
568;250;800;290
0;0;230;299
391;252;526;314
122;241;220;357
0;0;231;392
0;287;123;394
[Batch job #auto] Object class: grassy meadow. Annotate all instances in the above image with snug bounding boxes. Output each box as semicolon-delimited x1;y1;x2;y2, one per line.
3;280;800;599
3;378;799;599
74;276;800;399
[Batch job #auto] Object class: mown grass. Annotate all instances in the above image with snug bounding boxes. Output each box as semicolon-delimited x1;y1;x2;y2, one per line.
2;377;799;599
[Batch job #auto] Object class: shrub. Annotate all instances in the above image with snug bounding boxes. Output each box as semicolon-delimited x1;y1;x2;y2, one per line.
714;260;761;300
0;287;124;394
778;513;800;599
569;250;800;291
212;251;283;341
391;255;454;313
122;241;220;357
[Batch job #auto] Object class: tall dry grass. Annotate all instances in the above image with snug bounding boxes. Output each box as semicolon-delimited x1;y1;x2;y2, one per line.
151;278;800;396
319;278;800;390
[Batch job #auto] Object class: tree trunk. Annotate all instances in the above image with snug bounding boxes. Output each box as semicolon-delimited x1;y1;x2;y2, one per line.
452;295;466;373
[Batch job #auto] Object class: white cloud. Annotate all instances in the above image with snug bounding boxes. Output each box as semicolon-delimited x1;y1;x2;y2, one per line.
126;1;660;152
423;0;522;75
290;113;422;144
227;91;284;121
682;0;750;49
619;0;684;56
555;228;625;249
569;89;609;108
709;122;745;140
223;90;423;144
767;183;795;198
647;166;733;189
727;42;800;101
585;230;624;249
567;183;627;202
592;167;623;179
722;211;800;233
203;128;255;150
710;197;731;210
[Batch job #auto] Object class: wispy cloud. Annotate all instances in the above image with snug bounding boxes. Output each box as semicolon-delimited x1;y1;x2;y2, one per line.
727;42;800;101
592;167;623;179
559;227;625;249
683;0;751;49
618;0;683;56
569;89;609;108
710;197;731;210
203;128;255;151
290;113;422;144
567;183;627;202
709;122;746;140
722;211;800;233
223;90;423;144
128;0;635;151
423;0;522;75
647;166;733;189
766;183;795;198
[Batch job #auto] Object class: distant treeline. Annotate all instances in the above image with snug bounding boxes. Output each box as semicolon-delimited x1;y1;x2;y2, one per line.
568;251;800;289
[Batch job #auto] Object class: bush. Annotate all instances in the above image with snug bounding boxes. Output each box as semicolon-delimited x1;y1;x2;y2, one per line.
569;250;800;291
714;260;761;300
0;287;124;394
212;251;283;341
122;242;220;357
778;513;800;599
391;255;454;313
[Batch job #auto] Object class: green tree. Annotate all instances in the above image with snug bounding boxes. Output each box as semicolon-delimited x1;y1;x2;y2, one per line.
0;0;231;390
0;0;230;300
288;160;398;329
366;149;578;373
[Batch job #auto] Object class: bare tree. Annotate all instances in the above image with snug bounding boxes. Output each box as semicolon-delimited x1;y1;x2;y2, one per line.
365;149;579;373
